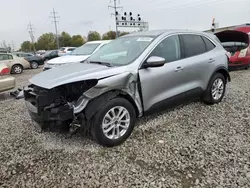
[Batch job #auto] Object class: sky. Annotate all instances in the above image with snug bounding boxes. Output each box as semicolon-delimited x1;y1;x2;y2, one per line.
0;0;249;49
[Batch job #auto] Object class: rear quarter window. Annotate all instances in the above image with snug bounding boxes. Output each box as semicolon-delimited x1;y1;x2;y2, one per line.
202;36;216;51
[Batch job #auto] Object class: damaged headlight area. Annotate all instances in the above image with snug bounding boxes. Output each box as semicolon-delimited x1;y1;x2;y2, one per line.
24;79;98;124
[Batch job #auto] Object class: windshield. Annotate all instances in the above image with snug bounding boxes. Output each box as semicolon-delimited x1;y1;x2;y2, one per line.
71;43;101;55
88;36;155;66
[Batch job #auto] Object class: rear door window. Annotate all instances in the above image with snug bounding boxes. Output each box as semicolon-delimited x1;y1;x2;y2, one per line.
202;36;216;51
181;34;206;58
0;54;11;60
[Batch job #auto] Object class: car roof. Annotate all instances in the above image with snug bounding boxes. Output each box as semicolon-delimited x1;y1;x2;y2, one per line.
86;40;112;44
125;29;212;37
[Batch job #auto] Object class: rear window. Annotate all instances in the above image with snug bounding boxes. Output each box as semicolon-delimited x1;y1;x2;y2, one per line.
59;48;65;51
181;34;206;58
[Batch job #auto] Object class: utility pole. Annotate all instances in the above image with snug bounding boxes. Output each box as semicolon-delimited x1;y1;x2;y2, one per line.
50;8;60;49
28;22;36;52
211;18;219;34
11;41;15;52
109;0;122;38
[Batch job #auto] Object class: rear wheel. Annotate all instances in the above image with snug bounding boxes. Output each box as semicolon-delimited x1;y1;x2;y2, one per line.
11;64;23;74
31;61;39;69
90;97;136;147
203;73;226;104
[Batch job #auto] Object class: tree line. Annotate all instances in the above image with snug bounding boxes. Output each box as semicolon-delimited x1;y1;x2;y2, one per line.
20;31;129;52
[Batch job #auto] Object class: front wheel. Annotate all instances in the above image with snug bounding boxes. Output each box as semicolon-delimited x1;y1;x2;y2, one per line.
202;73;226;104
90;97;136;147
31;61;39;69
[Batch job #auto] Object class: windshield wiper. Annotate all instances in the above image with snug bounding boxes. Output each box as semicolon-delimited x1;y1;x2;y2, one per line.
89;61;113;67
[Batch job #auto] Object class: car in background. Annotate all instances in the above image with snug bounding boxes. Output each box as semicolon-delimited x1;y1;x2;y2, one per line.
0;63;15;92
58;47;76;56
43;40;112;70
36;50;46;57
227;25;250;69
43;50;59;62
0;53;30;74
229;46;250;69
0;48;8;53
13;52;44;69
25;29;248;146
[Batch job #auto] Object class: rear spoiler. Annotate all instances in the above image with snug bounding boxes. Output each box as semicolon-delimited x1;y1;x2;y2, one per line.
215;30;249;52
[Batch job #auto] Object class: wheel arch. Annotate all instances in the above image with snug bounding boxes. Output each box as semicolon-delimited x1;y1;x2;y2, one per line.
205;66;230;90
215;67;231;82
11;64;23;72
84;89;140;121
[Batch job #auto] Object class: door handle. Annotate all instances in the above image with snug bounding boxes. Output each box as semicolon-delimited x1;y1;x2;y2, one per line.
175;66;184;72
208;58;215;63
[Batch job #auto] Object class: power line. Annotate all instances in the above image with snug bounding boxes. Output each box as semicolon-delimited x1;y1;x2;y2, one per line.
145;0;228;13
28;22;36;52
50;8;60;49
108;0;123;38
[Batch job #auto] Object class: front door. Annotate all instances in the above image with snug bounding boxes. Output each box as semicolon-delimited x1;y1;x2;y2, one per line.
139;35;188;112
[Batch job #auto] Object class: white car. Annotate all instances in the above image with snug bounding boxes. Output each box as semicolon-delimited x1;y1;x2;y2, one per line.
43;40;112;70
58;47;76;56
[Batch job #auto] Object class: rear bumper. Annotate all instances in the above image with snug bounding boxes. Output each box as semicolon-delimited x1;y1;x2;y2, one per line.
229;58;250;67
228;63;246;67
24;86;74;123
0;76;15;92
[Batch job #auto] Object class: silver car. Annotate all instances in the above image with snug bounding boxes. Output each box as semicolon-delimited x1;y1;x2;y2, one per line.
24;29;237;147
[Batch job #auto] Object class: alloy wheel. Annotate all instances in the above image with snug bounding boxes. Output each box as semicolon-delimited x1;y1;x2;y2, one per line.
211;78;224;100
102;106;130;140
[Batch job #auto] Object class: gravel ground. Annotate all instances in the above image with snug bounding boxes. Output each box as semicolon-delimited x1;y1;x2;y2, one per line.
0;68;250;188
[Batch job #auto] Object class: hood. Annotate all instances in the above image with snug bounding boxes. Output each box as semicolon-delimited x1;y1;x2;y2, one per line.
30;62;127;89
47;55;90;64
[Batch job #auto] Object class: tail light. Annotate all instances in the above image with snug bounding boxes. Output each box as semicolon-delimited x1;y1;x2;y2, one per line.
238;48;247;57
0;68;10;76
225;51;231;58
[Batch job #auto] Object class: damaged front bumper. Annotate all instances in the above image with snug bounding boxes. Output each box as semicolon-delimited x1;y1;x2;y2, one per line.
24;85;74;123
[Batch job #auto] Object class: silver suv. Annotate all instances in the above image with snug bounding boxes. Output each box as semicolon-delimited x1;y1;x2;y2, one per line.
24;30;231;147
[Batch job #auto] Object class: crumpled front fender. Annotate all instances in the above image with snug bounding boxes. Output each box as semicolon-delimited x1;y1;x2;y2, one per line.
73;72;143;117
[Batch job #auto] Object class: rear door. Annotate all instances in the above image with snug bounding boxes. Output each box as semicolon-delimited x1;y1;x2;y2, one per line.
0;54;15;69
179;34;214;92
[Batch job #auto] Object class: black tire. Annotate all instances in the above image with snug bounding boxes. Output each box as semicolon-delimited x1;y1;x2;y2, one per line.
90;97;136;147
11;64;23;74
31;61;39;69
203;73;226;104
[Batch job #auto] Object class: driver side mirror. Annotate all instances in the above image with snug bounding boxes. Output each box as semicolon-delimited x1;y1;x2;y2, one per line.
143;56;166;68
